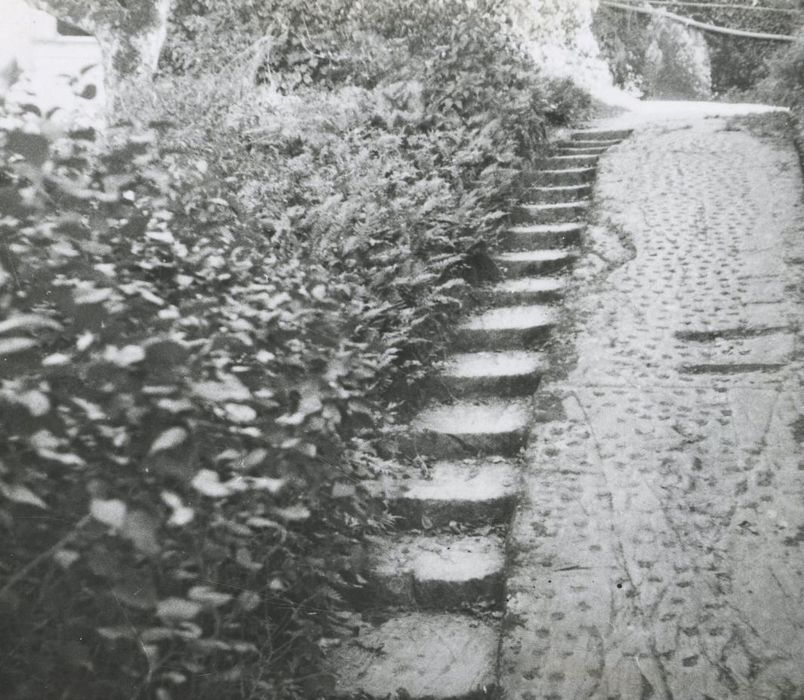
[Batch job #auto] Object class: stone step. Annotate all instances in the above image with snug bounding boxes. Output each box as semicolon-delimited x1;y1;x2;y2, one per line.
513;200;590;225
365;533;506;608
405;399;531;458
526;184;592;203
554;143;610;155
504;222;585;250
558;138;619;149
678;331;795;374
436;350;546;398
329;612;499;699
571;128;632;141
365;458;518;528
530;167;596;186
487;276;567;305
537;153;599;169
456;304;557;352
495;249;578;277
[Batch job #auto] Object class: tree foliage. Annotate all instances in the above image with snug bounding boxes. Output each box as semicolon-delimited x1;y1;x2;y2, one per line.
593;0;800;93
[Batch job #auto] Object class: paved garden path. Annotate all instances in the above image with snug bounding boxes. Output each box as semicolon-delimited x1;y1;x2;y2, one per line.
502;106;804;699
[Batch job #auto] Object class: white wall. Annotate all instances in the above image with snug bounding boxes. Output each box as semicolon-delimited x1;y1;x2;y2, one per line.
0;0;104;120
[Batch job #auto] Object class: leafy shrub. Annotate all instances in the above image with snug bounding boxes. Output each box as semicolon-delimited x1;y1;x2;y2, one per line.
678;1;799;93
0;2;591;698
592;7;651;94
756;26;804;165
759;27;804;109
542;77;593;126
0;100;395;699
593;1;799;95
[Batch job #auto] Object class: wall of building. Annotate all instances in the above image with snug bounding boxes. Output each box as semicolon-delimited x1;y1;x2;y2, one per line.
1;0;104;120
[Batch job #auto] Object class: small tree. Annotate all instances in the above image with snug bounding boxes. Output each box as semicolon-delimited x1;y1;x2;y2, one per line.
23;0;173;115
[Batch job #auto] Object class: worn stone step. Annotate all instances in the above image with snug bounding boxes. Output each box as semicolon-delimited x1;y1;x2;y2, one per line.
558;138;619;149
495;249;578;277
405;399;531;457
365;533;506;608
571;128;632;141
530;167;596;186
365;458;518;528
406;462;519;524
487;276;567;305
526;184;592;203
513;200;590;224
436;350;546;397
456;304;557;352
554;143;609;155
329;612;498;698
537;153;599;169
505;222;585;249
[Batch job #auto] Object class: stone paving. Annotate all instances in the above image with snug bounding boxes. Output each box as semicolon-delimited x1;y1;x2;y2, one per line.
328;128;631;700
501;108;804;699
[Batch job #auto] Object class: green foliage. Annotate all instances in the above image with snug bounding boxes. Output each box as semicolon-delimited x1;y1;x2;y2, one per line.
643;16;712;99
0;2;591;697
0;101;391;699
592;7;651;93
682;1;799;93
593;2;800;95
760;27;804;108
757;26;804;157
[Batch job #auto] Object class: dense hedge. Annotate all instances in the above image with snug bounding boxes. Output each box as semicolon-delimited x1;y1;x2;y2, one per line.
0;2;590;698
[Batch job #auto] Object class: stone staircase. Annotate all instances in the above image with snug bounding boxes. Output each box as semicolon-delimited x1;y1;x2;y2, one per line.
327;128;632;699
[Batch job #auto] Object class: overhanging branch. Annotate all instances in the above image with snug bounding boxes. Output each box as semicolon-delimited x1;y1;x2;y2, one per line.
639;1;798;12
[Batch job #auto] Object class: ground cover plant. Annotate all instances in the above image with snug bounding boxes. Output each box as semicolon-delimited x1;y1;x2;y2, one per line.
0;1;590;697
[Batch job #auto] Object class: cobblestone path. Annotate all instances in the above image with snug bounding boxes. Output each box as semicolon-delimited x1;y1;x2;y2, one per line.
501;110;804;699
